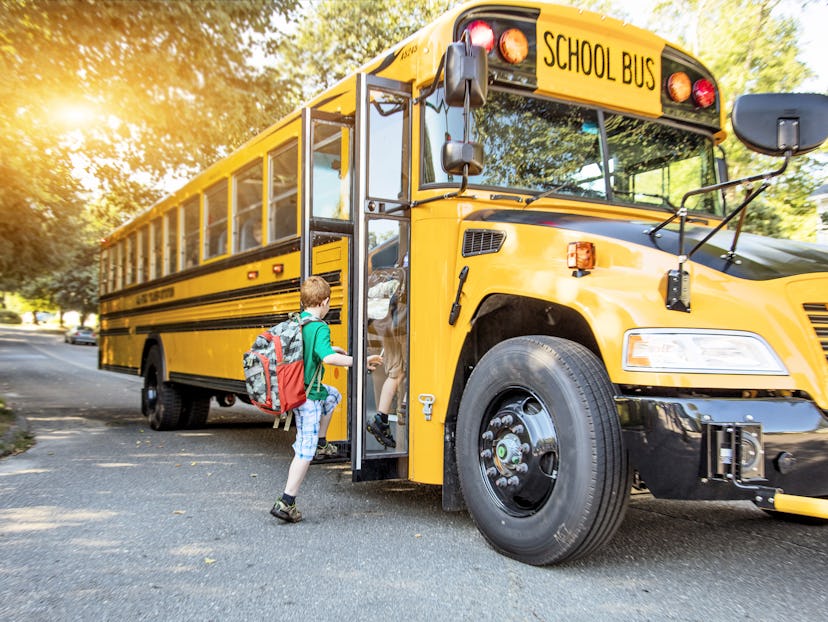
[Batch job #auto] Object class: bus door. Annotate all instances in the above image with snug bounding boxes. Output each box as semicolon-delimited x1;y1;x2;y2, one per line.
352;74;412;481
301;108;355;443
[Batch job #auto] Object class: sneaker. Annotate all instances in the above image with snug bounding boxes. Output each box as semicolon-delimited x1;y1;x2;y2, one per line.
314;442;339;460
270;498;302;523
367;414;396;448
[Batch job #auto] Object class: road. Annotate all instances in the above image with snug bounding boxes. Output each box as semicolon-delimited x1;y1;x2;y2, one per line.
1;326;826;621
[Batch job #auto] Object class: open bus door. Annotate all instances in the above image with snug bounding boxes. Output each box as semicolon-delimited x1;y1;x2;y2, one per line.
352;74;412;481
301;107;355;444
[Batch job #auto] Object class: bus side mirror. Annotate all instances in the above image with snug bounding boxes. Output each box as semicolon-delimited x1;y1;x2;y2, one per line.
442;141;484;176
441;42;488;179
444;42;488;107
732;93;828;156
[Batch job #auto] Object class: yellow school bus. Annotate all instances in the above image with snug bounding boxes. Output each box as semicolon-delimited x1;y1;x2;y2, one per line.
99;1;828;564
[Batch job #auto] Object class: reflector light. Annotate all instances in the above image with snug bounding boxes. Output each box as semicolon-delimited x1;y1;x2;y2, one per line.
567;241;595;270
499;28;528;64
667;72;691;103
466;20;495;52
272;263;284;275
692;78;716;108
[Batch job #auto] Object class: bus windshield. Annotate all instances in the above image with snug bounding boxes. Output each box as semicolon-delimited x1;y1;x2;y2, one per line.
422;89;722;216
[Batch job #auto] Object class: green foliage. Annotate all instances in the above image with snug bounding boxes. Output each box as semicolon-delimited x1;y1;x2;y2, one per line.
581;0;824;241
283;0;456;98
0;0;300;290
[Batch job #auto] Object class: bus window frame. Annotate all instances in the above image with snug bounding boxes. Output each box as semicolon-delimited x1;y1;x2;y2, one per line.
204;179;229;261
233;158;264;254
163;208;177;275
268;139;300;243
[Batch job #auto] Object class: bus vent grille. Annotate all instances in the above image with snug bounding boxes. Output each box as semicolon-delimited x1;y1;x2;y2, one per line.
803;302;828;363
462;229;505;257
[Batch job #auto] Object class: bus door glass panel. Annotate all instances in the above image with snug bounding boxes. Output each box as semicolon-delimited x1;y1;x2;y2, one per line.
164;210;177;275
204;179;228;259
364;217;409;457
114;241;123;289
233;159;263;253
268;141;299;242
306;116;354;443
367;89;410;208
312;122;351;221
181;198;199;269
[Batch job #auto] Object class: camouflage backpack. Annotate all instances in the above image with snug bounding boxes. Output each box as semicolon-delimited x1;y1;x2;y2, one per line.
242;314;321;415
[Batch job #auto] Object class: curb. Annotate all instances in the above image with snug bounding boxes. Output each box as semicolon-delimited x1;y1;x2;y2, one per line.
0;412;32;458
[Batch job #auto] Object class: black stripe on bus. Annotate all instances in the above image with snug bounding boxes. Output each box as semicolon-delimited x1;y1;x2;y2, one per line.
100;269;343;323
100;364;139;376
101;279;301;321
99;237;302;304
129;307;343;335
169;373;247;395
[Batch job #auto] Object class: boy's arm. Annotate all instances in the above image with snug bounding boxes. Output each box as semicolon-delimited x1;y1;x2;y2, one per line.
322;352;353;367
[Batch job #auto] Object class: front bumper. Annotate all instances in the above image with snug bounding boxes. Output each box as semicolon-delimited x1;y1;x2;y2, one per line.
617;396;828;501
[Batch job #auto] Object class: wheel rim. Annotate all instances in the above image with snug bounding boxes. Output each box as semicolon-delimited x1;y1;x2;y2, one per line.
477;389;560;517
144;367;159;414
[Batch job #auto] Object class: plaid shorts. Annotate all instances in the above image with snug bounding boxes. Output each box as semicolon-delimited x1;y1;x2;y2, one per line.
292;384;342;460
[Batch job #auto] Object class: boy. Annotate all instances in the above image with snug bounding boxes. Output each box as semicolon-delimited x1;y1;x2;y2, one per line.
270;275;353;523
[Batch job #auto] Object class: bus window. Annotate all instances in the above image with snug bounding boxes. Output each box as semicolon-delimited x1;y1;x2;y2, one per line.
124;233;135;286
605;114;722;215
312;123;351;220
150;218;162;280
100;248;109;295
181;197;199;269
368;90;409;205
204;180;228;259
268;141;298;242
114;240;123;290
164;209;177;275
234;159;263;253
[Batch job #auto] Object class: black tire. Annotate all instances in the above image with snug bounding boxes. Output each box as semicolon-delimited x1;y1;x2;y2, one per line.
180;390;210;429
142;346;183;431
456;336;630;565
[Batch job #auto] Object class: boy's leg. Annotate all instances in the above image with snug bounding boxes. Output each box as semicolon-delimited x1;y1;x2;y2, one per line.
318;384;342;438
281;399;321;496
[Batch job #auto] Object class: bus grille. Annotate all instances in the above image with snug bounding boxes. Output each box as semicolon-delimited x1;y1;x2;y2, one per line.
803;302;828;364
462;229;506;257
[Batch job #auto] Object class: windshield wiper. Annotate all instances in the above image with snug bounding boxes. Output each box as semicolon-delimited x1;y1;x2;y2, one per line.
524;181;585;206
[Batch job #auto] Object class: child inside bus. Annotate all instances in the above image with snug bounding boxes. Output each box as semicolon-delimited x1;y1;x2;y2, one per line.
270;275;380;523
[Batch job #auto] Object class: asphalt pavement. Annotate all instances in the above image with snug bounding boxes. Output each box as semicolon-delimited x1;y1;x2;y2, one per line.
1;326;826;621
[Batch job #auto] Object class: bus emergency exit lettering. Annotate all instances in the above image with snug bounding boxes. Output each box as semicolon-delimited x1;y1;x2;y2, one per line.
542;32;655;90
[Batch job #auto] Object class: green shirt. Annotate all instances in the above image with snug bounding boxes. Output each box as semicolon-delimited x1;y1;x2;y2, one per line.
300;311;335;400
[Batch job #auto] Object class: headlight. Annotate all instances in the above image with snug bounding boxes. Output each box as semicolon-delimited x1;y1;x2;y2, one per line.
622;329;787;375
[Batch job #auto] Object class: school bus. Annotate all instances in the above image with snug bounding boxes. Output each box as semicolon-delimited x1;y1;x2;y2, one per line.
99;1;828;564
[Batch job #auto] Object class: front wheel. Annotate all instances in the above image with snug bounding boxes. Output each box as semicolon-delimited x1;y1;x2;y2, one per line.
456;336;630;565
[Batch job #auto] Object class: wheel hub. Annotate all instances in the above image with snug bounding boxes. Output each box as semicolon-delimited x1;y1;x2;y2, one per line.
479;394;559;516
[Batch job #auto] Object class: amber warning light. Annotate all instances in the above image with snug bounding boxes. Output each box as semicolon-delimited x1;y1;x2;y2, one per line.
667;72;716;109
567;241;595;275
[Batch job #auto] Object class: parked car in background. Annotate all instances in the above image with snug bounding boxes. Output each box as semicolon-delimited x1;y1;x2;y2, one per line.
0;310;23;324
65;326;97;345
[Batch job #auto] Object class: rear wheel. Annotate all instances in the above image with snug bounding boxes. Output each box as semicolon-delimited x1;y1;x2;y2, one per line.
142;346;183;431
456;336;630;565
180;389;211;429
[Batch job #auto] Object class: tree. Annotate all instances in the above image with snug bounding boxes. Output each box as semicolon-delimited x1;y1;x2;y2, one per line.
0;0;301;289
585;0;823;241
282;0;456;100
